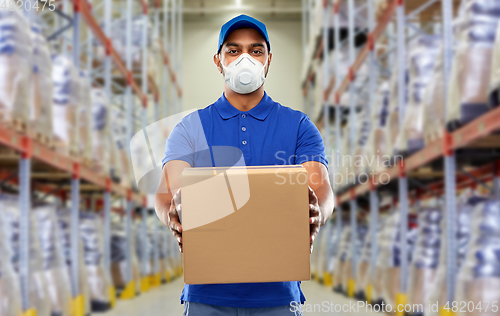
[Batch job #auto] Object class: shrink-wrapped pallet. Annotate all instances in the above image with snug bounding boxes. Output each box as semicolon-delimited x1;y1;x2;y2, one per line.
94;18;155;76
379;211;418;308
52;55;80;155
340;224;368;293
370;214;391;305
385;64;409;157
148;216;165;282
110;220;141;293
91;88;110;175
157;227;167;282
30;24;53;143
421;45;446;144
310;221;321;278
356;219;383;300
164;232;176;281
135;220;153;278
78;71;93;165
311;221;330;281
368;81;391;173
456;197;500;316
427;192;485;316
1;195;51;316
447;0;500;129
489;17;500;106
56;209;91;315
0;10;32;131
0;207;22;316
79;212;112;312
340;125;352;187
398;35;440;154
407;202;443;315
318;221;335;282
110;109;129;185
34;205;72;316
333;227;352;291
353;109;371;176
325;220;348;284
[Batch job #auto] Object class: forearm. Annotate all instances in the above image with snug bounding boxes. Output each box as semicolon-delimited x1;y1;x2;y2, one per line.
315;184;334;226
154;192;172;226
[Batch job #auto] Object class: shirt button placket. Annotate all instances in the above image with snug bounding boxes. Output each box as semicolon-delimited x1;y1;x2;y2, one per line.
240;114;250;159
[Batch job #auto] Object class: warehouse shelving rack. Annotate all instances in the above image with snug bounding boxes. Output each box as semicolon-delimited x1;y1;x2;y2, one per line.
304;0;500;314
0;1;183;315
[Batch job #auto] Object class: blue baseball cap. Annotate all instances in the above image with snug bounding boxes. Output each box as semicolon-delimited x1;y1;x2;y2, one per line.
217;14;271;54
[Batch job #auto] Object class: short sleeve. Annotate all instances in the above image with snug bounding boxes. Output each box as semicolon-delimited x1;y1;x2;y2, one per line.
295;116;329;168
162;120;195;167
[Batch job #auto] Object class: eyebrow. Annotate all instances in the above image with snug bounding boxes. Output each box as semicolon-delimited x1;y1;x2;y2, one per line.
225;42;265;49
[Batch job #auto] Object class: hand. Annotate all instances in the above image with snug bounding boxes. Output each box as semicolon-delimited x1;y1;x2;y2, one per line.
167;188;183;253
308;186;322;254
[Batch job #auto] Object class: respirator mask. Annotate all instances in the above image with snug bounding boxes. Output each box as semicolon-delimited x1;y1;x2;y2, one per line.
221;53;268;94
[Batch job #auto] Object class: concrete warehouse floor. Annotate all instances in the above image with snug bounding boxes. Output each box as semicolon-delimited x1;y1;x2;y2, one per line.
102;277;382;316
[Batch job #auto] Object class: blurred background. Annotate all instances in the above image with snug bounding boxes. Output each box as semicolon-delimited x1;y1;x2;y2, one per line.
1;0;500;316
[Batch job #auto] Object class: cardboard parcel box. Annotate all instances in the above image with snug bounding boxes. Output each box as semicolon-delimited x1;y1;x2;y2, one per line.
181;165;310;284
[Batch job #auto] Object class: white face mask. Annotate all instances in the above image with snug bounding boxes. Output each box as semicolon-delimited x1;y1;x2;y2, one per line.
221;53;267;94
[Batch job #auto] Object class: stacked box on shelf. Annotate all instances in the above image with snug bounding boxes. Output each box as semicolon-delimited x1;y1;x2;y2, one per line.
94;18;157;84
91;88;111;176
56;208;92;315
30;24;53;145
354;108;371;176
110;108;131;187
34;205;73;316
1;194;51;316
0;10;32;132
427;190;486;316
78;71;93;167
407;201;443;316
0;200;22;316
488;14;500;106
397;34;440;155
447;0;500;129
52;55;81;156
383;62;409;159
367;81;390;173
456;197;500;316
421;42;446;144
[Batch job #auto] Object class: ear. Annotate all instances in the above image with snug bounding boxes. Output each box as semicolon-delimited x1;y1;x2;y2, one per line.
265;52;272;77
214;54;223;74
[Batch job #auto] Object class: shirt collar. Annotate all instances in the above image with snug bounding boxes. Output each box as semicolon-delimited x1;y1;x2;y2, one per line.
214;92;274;121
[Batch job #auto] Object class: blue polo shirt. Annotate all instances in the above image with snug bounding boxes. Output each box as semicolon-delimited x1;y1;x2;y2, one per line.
162;91;328;308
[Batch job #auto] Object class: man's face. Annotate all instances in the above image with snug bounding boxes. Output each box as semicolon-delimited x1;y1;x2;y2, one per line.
214;28;272;76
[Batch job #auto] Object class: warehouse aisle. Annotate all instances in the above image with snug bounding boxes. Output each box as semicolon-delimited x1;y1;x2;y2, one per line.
102;278;381;316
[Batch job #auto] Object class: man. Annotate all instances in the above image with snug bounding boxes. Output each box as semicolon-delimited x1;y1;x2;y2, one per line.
155;14;334;316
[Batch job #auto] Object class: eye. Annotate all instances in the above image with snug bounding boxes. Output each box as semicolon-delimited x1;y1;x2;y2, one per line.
252;50;263;54
227;49;238;54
